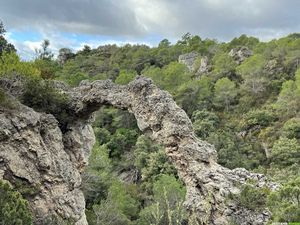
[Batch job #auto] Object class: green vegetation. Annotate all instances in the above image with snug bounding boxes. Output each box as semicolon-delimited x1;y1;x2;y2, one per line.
21;78;71;131
0;180;33;225
0;21;16;54
230;184;270;211
267;177;300;222
0;51;40;77
138;175;186;225
1;18;300;223
0;88;16;108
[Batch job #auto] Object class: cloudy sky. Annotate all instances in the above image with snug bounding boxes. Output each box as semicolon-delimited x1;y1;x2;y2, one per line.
1;0;300;59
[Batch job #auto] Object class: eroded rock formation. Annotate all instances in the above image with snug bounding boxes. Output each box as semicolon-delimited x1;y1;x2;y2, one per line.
228;47;253;64
0;101;92;224
178;53;211;77
195;56;211;78
178;52;199;71
0;76;276;224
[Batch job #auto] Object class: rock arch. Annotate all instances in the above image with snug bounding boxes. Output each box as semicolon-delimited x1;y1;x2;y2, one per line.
69;76;274;225
0;76;274;225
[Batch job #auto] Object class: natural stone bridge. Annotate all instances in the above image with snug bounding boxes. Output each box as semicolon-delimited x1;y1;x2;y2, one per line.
0;76;274;224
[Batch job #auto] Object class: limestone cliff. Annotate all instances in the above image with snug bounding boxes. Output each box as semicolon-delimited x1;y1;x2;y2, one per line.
0;77;276;225
0;98;93;224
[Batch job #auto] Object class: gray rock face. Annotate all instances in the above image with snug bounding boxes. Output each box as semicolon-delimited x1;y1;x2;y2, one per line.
69;77;275;225
228;47;253;64
178;52;199;71
0;101;93;224
264;59;284;76
179;53;211;77
196;56;211;78
0;76;275;225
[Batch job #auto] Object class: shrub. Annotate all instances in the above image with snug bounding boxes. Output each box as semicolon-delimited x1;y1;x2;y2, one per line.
0;89;16;109
267;177;300;222
0;180;33;225
282;118;300;139
230;184;270;211
21;78;71;132
115;70;136;85
271;137;300;167
192;110;219;139
240;109;276;130
0;52;40;78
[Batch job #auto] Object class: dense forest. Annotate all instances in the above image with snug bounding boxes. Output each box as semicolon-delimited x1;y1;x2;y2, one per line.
1;19;300;224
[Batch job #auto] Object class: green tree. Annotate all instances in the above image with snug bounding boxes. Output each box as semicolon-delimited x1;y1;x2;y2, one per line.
211;52;237;79
86;180;140;225
107;128;138;159
35;39;54;60
21;79;71;131
138;175;187;225
275;69;300;117
0;180;33;225
0;52;40;77
158;39;171;48
33;40;60;79
82;144;112;209
34;59;60;79
237;54;268;97
271;137;300;167
144;62;192;94
175;77;213;116
0;20;16;54
268;177;300;222
226;34;259;50
115;70;136;85
213;77;238;111
231;184;270;211
177;32;192;46
282;117;300;139
109;182;140;220
79;45;92;55
88;195;130;225
192;110;219;139
240;109;276;131
55;59;89;86
134;135;177;192
0;21;5;35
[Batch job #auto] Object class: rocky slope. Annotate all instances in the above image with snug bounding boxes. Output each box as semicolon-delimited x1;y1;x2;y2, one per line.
0;97;93;224
178;52;211;78
0;77;276;224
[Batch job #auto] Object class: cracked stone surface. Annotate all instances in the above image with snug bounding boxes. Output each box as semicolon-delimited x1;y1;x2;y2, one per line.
0;76;277;224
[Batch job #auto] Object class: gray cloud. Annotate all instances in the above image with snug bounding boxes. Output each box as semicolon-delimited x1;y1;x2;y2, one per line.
132;0;300;40
1;0;145;36
1;0;300;41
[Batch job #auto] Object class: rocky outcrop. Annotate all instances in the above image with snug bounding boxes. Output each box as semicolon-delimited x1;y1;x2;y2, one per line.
195;56;211;78
0;100;93;224
179;53;211;77
69;77;276;224
229;47;252;64
178;52;199;72
0;76;276;224
264;59;285;76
